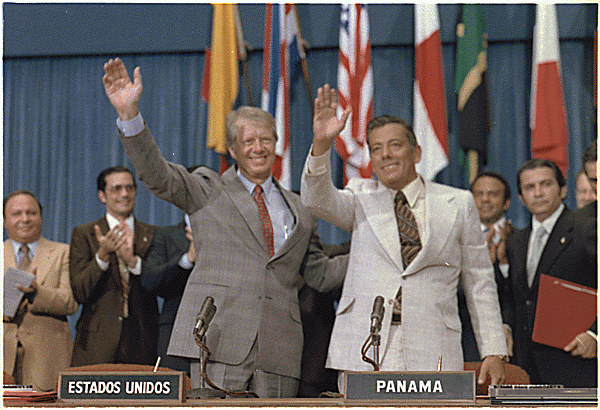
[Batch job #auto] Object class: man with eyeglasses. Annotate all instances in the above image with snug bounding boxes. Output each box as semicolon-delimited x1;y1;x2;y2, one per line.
69;166;158;366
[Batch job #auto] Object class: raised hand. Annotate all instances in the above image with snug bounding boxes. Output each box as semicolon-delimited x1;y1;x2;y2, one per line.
312;84;351;156
103;58;142;121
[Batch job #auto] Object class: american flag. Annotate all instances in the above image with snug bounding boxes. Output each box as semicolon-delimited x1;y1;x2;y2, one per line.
335;4;374;185
261;4;302;190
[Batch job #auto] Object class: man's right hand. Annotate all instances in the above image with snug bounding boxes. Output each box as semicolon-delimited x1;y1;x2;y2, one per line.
312;84;351;157
103;58;142;121
94;224;128;262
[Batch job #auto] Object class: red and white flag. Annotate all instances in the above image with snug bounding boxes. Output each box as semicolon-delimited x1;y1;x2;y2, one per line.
531;4;569;173
261;4;302;189
335;4;374;185
413;4;449;180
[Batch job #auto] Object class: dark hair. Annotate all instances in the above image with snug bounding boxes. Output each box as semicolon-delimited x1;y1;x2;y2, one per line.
366;116;417;148
3;189;43;217
471;171;511;202
582;140;597;166
516;158;565;195
97;166;136;192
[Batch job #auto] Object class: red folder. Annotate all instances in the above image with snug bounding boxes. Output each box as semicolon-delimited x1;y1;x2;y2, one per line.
532;274;597;350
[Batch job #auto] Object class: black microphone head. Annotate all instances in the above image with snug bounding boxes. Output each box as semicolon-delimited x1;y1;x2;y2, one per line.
371;295;384;319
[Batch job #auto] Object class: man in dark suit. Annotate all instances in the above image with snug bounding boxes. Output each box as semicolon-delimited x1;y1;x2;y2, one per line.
460;172;514;362
500;158;597;387
69;166;157;366
142;218;194;374
102;58;347;398
575;140;597;220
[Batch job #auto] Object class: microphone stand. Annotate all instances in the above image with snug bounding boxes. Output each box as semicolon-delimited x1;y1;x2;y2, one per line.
186;334;226;399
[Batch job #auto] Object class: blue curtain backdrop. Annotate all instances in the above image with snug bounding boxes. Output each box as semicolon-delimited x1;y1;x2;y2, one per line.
4;3;597;247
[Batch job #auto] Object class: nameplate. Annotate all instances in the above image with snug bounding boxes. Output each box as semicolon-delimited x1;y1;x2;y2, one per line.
58;371;185;403
345;371;475;402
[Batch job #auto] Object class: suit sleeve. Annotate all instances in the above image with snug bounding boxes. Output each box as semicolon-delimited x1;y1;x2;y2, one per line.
69;225;111;304
29;242;78;316
299;220;348;294
300;147;356;232
118;126;214;216
459;192;509;357
142;228;191;299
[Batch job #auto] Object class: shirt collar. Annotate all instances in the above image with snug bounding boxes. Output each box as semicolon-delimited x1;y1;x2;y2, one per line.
532;202;564;235
237;168;275;203
11;238;39;260
481;215;506;233
106;212;135;233
388;175;424;207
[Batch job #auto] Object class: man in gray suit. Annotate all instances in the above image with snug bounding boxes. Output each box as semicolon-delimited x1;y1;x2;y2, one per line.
301;85;507;391
102;58;347;398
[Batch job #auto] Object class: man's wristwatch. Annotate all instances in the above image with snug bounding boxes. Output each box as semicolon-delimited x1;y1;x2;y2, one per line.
486;355;509;363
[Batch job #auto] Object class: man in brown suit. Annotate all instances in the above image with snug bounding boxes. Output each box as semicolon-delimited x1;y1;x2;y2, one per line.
3;190;78;390
69;166;157;366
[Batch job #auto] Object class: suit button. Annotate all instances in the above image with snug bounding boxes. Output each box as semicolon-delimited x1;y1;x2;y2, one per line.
258;296;262;300
525;300;532;306
118;317;123;322
388;299;394;305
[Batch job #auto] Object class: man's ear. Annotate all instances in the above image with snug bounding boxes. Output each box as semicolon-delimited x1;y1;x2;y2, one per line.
503;199;511;212
98;190;107;204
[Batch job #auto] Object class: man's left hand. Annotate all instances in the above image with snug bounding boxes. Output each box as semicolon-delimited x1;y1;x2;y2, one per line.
564;332;597;359
478;356;506;385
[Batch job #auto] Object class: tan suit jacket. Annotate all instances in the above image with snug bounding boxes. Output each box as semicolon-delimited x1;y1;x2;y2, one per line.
301;153;508;372
3;237;78;391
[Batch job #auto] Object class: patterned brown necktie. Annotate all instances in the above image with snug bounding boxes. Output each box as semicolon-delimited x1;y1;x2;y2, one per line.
253;185;274;257
18;244;31;270
392;191;422;324
394;190;422;268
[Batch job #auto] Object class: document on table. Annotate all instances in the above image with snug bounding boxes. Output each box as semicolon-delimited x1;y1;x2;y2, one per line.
3;267;35;318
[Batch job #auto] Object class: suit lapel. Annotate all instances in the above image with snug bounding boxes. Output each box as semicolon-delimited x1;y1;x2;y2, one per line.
3;240;17;269
222;167;269;255
359;184;404;271
513;227;532;292
403;182;459;277
534;209;573;285
31;237;51;284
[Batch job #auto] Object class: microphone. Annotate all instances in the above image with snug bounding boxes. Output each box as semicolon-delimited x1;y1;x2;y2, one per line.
194;296;216;339
370;295;385;334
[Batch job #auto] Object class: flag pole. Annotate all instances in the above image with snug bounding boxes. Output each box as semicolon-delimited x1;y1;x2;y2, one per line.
234;5;254;107
468;150;478;184
292;4;313;117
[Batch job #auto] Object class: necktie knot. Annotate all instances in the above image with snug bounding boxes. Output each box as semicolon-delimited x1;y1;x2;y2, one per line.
394;190;408;207
253;185;263;196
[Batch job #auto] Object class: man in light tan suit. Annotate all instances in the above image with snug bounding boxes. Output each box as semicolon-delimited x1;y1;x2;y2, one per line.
3;190;78;391
301;85;508;391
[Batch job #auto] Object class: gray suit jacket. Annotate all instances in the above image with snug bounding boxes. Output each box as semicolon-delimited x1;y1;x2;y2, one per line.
301;151;508;372
119;126;347;379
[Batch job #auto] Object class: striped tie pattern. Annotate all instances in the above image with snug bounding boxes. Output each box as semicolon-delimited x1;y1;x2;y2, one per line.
394;191;421;268
392;191;421;324
253;185;274;257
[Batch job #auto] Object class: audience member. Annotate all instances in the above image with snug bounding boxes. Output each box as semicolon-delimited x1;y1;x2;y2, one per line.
101;58;347;398
500;158;597;387
297;241;348;397
3;190;78;390
69;166;158;366
301;85;507;392
576;140;597;219
142;215;195;374
575;168;596;209
459;172;514;361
